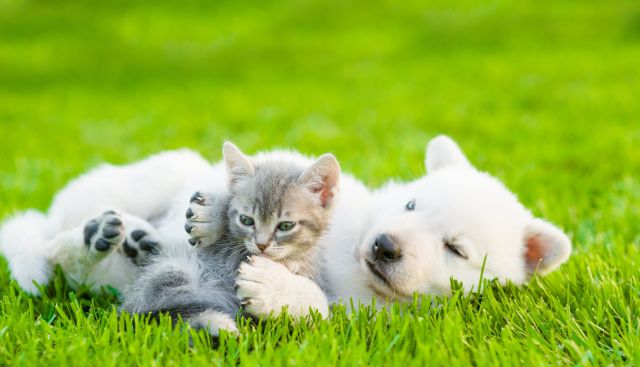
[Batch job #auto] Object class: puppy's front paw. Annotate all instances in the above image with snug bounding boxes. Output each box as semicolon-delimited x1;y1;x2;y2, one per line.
236;256;293;317
83;211;125;257
185;191;225;247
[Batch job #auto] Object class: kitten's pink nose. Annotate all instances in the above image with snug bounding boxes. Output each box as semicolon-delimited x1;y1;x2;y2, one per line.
256;243;269;251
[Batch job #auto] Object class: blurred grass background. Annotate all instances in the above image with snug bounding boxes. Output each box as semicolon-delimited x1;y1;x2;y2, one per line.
1;0;639;365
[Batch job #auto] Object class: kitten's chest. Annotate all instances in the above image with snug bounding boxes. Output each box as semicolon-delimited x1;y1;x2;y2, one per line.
198;239;250;276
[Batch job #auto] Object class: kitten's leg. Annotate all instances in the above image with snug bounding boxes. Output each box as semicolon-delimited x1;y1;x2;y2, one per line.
184;191;228;247
236;256;330;319
120;252;239;337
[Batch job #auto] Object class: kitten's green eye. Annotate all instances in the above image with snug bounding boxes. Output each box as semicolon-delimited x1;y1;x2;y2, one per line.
277;221;296;231
239;214;255;226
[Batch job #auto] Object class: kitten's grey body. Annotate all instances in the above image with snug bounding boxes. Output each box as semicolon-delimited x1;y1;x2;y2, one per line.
120;231;248;328
120;143;340;335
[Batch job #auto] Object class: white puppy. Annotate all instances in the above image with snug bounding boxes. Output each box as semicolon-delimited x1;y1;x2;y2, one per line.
235;136;572;316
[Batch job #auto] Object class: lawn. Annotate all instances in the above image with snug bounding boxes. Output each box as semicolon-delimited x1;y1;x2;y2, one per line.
1;0;639;365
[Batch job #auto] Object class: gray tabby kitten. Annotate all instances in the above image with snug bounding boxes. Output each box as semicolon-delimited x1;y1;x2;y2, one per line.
120;142;339;336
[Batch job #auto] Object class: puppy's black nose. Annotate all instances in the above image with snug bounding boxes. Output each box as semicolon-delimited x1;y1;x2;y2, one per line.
372;234;401;261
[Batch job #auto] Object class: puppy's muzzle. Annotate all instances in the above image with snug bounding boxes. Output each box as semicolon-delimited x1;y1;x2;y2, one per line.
372;234;401;262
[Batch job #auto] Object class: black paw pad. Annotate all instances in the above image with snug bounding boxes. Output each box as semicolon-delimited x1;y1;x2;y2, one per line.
102;227;121;239
184;222;194;234
125;228;162;263
185;207;194;219
188;238;198;246
131;229;147;242
122;240;138;258
139;239;160;254
95;238;112;251
107;217;123;226
84;220;99;245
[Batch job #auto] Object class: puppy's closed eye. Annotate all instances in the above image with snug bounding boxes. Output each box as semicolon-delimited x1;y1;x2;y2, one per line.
444;239;468;259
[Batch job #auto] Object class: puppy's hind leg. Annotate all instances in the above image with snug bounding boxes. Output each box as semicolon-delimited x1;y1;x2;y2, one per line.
0;210;54;294
50;210;126;286
118;213;163;266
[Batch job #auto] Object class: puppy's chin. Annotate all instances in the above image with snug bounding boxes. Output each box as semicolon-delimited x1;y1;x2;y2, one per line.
360;257;410;300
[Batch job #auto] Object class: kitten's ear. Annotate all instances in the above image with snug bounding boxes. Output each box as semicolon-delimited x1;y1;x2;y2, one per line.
298;154;340;208
425;135;473;173
523;218;572;276
223;142;255;186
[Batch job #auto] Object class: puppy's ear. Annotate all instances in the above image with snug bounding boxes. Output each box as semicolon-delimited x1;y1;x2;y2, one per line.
425;135;472;173
523;218;572;276
223;142;255;187
297;154;340;208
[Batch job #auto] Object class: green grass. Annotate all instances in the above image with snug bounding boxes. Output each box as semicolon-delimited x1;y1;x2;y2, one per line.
1;0;639;365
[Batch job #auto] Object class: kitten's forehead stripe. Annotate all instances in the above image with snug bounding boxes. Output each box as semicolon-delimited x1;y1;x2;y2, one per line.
251;162;303;220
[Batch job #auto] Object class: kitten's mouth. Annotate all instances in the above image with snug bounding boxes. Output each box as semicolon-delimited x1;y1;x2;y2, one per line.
251;248;283;261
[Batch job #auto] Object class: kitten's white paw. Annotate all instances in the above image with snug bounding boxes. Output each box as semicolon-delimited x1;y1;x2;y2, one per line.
236;256;294;317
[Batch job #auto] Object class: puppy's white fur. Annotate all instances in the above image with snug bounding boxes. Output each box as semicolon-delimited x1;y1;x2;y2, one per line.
1;149;221;293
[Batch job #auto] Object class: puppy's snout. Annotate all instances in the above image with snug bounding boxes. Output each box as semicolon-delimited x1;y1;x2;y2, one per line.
372;234;401;262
